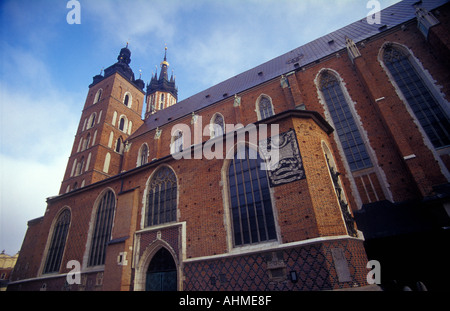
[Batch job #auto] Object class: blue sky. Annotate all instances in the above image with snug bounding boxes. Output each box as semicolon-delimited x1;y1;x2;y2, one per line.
0;0;401;255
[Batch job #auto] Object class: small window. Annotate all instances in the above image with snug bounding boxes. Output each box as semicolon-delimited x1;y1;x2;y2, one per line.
257;96;274;120
88;113;97;129
93;89;102;104
124;93;130;107
119;117;126;131
171;131;183;154
115;137;123;153
138;144;149;166
211;114;225;138
83;133;91;151
76;156;85;176
160;93;165;110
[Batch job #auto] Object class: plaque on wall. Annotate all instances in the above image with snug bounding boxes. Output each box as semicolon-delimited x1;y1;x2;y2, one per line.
259;129;305;187
331;248;352;283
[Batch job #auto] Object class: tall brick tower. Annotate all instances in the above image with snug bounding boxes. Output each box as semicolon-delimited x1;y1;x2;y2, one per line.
144;46;178;119
59;45;145;194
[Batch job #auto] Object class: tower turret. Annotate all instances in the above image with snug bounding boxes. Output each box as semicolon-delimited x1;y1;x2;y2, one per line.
145;47;178;118
59;45;145;194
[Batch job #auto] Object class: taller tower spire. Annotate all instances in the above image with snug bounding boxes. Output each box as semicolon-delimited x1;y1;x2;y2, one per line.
145;46;178;118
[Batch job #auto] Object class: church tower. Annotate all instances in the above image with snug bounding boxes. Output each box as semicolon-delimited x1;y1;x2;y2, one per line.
144;47;178;119
59;45;145;194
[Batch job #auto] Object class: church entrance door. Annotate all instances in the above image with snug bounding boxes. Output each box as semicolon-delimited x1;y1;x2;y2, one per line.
145;248;177;291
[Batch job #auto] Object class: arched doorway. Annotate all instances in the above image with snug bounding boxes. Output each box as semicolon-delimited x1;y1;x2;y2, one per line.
145;248;177;291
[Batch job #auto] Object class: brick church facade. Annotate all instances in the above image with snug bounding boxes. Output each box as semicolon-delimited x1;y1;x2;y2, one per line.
8;0;450;291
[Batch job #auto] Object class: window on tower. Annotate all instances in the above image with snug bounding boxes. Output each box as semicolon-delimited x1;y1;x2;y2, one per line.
83;133;91;151
160;93;165;110
93;89;102;105
119;117;126;132
88;113;97;129
123;93;131;107
115;137;123;154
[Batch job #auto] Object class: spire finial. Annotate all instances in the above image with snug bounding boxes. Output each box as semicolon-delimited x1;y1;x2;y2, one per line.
164;44;168;61
160;45;169;67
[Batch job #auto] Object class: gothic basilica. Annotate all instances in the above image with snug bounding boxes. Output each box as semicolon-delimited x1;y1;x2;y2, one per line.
8;0;450;291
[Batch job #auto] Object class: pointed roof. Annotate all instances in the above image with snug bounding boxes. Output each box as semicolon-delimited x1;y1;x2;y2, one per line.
91;44;145;91
147;46;178;99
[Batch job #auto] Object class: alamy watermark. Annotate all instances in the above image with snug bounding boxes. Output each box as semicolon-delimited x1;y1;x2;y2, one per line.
66;1;381;26
169;116;281;171
65;259;381;285
367;0;382;25
66;0;81;24
367;260;381;285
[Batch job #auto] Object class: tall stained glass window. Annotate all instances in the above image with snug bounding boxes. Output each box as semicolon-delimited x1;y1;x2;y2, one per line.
319;71;373;171
383;45;450;148
228;147;277;246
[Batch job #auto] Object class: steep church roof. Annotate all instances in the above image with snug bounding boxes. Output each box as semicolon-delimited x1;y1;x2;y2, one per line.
129;0;449;141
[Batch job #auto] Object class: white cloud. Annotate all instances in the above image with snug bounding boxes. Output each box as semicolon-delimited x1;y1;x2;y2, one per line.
0;153;67;254
0;84;78;254
0;41;79;254
84;0;180;55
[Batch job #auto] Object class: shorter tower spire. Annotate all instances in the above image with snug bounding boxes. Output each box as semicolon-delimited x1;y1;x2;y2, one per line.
145;45;178;118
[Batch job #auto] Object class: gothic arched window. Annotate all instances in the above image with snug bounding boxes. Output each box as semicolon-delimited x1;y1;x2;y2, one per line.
124;93;130;107
319;71;372;171
43;209;71;274
115;137;123;153
170;131;183;154
228;146;277;246
138;144;149;166
76;156;85;176
88;190;116;267
257;96;274;120
146;167;177;227
382;45;450;148
83;133;91;151
119;117;126;132
93;89;102;104
211;113;225;138
88;113;97;129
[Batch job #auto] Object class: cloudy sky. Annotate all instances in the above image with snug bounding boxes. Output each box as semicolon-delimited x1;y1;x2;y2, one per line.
0;0;401;255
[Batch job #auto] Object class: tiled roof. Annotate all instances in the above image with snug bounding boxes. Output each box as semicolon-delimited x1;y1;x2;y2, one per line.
129;0;449;140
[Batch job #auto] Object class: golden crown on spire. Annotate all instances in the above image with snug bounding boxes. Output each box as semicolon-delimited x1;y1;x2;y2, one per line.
161;45;169;67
